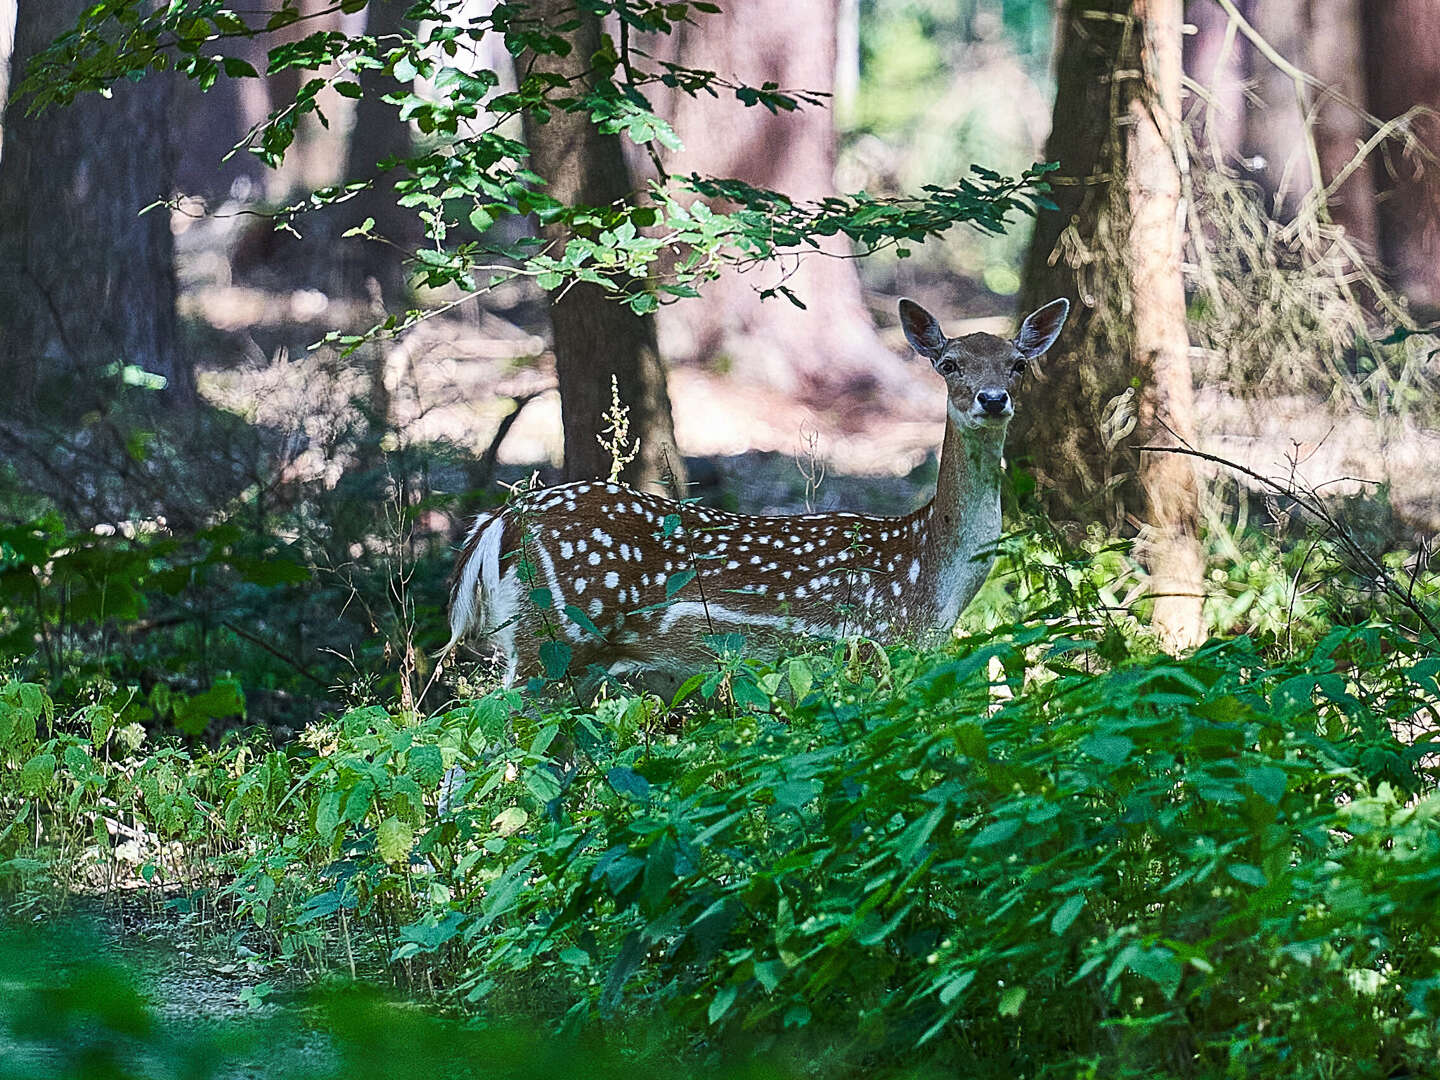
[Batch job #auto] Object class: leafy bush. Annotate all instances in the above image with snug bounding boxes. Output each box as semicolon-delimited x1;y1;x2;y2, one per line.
5;613;1440;1077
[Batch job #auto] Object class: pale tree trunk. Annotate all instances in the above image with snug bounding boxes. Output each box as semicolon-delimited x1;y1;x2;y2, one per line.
644;0;922;409
0;0;188;417
236;0;347;201
1131;0;1204;650
522;0;685;496
1012;0;1203;650
1364;0;1440;315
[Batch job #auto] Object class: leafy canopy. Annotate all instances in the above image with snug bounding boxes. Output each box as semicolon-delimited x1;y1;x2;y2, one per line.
18;0;1055;338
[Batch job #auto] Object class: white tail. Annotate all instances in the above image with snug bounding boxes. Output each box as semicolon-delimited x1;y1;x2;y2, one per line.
447;298;1069;691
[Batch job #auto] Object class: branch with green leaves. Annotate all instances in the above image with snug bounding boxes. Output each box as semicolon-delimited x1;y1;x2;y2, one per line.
19;0;1055;348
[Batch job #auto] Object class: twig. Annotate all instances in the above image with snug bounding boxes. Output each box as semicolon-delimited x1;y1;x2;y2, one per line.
1134;443;1440;642
220;619;330;689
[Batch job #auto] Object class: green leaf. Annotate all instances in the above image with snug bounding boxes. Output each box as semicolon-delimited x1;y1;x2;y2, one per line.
564;603;604;638
377;816;414;865
754;959;786;993
997;985;1027;1017
408;744;446;789
665;568;697;599
970;818;1020;848
221;57;259;79
1128;946;1183;999
173;678;246;736
315;789;342;841
1079;733;1133;766
539;640;572;679
607;766;651;801
708;983;738;1025
786;659;813;700
523;765;561;803
1050;894;1085;935
1245;764;1287;804
938;970;975;1005
1227;863;1267;888
18;753;57;796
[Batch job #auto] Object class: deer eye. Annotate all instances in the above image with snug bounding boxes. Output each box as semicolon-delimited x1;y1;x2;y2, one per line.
1010;358;1028;376
936;358;956;376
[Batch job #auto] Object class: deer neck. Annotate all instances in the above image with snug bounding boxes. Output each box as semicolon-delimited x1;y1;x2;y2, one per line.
918;405;1007;629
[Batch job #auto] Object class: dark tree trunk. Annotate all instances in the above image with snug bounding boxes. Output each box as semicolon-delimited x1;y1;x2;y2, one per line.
335;0;417;302
522;0;685;496
171;61;266;203
1013;0;1203;648
645;0;921;409
1364;0;1440;315
0;0;188;417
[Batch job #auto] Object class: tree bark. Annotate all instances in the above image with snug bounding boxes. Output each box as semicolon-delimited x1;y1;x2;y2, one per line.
1130;0;1203;649
0;0;188;417
335;0;417;302
644;0;922;409
1183;0;1247;165
521;0;685;496
1243;0;1312;217
1012;0;1203;649
1305;0;1379;255
1364;0;1440;315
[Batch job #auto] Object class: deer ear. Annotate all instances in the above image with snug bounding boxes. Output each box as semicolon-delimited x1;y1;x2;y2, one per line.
898;298;946;362
1015;298;1070;359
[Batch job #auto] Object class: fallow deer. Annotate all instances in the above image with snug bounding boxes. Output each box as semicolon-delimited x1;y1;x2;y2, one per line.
445;297;1069;691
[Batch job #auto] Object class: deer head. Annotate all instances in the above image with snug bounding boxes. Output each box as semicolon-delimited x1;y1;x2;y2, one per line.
899;297;1070;430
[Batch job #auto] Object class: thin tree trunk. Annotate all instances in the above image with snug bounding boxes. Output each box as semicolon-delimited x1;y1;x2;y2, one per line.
1131;0;1203;649
1364;0;1440;315
1305;0;1379;255
521;0;684;496
1244;0;1312;216
1183;0;1247;165
0;0;188;416
1012;0;1203;649
335;0;416;301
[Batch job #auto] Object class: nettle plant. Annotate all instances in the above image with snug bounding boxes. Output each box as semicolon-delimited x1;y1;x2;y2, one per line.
20;0;1056;337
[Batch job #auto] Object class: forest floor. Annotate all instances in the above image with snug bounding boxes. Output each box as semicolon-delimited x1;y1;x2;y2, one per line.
5;900;337;1079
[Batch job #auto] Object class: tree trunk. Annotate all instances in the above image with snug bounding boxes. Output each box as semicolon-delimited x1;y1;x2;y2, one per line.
1183;0;1247;165
644;0;922;409
1130;0;1204;649
335;0;416;302
1243;0;1312;216
0;0;188;417
1012;0;1203;649
521;0;685;496
1305;0;1379;255
1364;0;1440;315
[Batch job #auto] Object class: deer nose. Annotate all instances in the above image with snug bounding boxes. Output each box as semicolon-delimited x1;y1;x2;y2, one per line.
976;389;1010;416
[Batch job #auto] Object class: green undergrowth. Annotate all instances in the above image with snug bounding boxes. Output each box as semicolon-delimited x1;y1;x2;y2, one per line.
5;612;1440;1077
